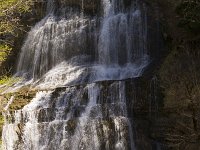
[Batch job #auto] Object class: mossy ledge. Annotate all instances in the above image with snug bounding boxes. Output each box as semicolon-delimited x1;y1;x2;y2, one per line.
0;87;37;146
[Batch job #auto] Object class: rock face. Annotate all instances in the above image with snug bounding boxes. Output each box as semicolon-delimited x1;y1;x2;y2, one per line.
2;77;200;150
3;80;135;150
1;77;162;150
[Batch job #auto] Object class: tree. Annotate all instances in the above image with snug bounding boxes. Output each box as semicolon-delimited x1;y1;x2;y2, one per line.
0;0;33;65
176;0;200;33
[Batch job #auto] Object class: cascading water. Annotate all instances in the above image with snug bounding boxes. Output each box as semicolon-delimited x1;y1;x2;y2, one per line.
98;0;148;65
2;0;153;149
3;81;135;150
16;3;97;80
15;0;149;89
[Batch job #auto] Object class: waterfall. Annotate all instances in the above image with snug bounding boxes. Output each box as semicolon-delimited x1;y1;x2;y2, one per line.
15;0;149;88
2;0;154;149
2;82;136;150
16;4;96;80
98;0;148;66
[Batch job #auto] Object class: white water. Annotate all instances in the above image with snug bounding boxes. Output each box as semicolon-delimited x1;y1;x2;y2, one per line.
3;82;136;150
34;56;149;89
15;0;149;89
98;1;148;65
2;0;151;149
1;96;17;150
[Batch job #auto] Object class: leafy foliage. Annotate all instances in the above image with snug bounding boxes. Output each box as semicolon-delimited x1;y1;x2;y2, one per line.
176;0;200;33
0;0;33;34
0;75;21;85
0;0;33;65
0;44;12;62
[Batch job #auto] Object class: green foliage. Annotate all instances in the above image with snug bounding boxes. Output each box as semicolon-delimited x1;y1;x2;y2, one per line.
0;76;21;85
0;0;33;35
0;0;33;66
0;44;12;62
176;0;200;33
0;76;22;93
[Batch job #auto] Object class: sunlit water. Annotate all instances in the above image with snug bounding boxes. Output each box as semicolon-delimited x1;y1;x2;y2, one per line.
2;0;151;149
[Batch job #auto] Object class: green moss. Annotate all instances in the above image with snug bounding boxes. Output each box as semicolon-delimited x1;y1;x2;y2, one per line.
0;76;22;93
10;93;35;111
0;76;21;85
3;89;36;112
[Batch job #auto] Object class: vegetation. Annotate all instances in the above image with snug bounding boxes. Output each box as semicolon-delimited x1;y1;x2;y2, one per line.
0;0;33;142
176;0;200;33
0;75;21;85
157;0;200;147
0;89;36;147
0;44;12;62
0;0;32;35
160;43;200;101
0;0;33;70
159;0;200;111
0;76;22;94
